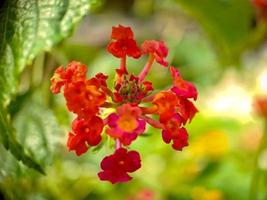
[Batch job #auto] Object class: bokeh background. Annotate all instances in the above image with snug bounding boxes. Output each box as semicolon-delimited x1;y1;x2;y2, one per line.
1;0;267;199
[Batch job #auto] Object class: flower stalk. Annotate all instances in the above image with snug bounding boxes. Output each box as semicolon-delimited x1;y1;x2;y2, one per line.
138;54;155;84
120;56;127;73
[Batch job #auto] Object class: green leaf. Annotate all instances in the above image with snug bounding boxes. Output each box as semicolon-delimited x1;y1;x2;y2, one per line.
175;0;266;65
0;0;89;173
0;0;89;103
0;104;45;174
14;97;60;166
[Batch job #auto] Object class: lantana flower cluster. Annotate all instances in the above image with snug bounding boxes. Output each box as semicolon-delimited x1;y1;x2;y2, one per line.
50;25;198;184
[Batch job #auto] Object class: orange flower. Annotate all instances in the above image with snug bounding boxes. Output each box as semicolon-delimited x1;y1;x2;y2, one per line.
254;96;267;117
152;91;179;122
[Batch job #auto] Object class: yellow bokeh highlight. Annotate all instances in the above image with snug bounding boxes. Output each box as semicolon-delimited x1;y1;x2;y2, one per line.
192;187;224;200
189;131;229;160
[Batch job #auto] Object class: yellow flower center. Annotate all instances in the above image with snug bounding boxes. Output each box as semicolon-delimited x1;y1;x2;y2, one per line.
117;114;138;132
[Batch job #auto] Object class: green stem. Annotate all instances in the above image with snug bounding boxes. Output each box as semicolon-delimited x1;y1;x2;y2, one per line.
249;119;267;200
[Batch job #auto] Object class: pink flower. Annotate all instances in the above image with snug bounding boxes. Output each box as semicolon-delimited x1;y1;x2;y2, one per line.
141;40;169;67
106;104;146;145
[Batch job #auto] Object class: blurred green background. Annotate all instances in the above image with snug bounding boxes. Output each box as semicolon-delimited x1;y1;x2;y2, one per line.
1;0;267;199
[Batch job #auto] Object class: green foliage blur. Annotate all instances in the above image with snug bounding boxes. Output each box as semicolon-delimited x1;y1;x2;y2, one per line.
1;0;267;199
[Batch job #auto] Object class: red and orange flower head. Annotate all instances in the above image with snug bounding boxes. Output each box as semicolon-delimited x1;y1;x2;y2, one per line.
50;25;198;184
50;61;87;94
63;76;107;119
152;91;179;122
67;116;103;156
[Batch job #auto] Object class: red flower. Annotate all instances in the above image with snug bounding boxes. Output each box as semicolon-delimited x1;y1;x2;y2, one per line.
63;61;87;82
67;116;104;156
111;25;134;40
94;73;108;89
63;76;107;119
107;25;141;59
107;39;141;59
170;66;198;100
141;40;168;67
162;127;189;151
50;62;108;119
177;98;198;124
98;148;141;184
50;61;87;94
162;114;182;135
152;91;198;124
106;104;146;145
152;91;179;122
